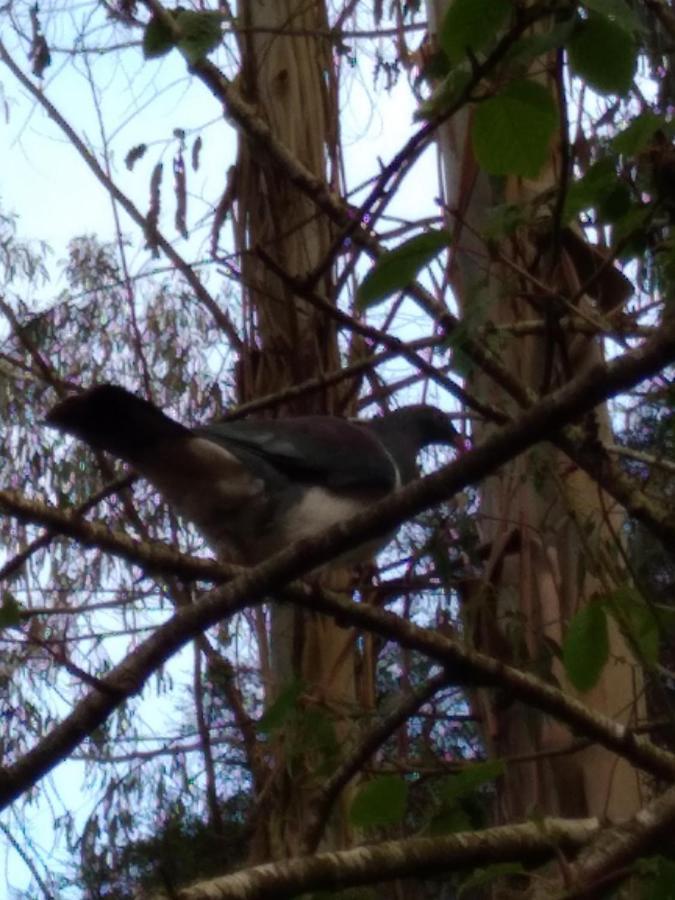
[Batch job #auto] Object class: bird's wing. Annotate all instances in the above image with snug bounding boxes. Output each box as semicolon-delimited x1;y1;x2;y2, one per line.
198;417;399;492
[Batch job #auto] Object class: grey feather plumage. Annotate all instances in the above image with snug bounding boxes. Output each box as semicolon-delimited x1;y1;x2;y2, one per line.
46;385;459;564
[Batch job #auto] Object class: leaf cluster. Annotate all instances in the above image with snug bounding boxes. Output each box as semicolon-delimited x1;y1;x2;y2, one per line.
143;8;222;64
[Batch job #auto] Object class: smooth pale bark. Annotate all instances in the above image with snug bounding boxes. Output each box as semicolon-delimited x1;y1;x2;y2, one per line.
427;0;643;824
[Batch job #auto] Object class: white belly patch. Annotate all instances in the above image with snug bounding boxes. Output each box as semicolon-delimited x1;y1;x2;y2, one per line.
282;487;365;544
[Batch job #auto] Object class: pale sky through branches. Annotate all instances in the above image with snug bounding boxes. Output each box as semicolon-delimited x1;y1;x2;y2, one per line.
0;9;441;893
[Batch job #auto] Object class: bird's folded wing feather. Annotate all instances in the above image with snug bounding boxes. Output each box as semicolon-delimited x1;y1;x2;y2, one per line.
197;418;399;492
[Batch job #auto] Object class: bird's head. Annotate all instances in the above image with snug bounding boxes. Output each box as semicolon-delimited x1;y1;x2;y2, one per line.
365;404;462;484
399;404;462;452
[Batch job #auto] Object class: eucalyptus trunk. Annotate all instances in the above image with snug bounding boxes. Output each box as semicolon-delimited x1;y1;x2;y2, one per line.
428;0;643;826
233;0;358;862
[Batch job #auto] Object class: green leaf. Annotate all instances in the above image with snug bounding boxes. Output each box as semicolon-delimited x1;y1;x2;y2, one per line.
472;80;557;177
439;0;511;64
598;182;632;222
349;776;408;828
297;708;339;774
143;13;177;59
175;10;222;64
568;13;636;95
608;587;660;666
582;0;642;32
426;762;502;835
440;760;504;803
357;230;451;309
0;592;22;629
257;679;304;733
564;156;619;220
482;203;527;240
612;202;652;251
612;112;665;156
416;66;471;119
506;15;577;64
652;603;675;634
459;863;526;898
635;856;675;900
563;603;609;692
427;804;473;835
624;604;660;666
422;49;453;82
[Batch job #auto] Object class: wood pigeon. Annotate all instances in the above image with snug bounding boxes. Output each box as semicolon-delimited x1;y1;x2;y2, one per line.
46;385;460;564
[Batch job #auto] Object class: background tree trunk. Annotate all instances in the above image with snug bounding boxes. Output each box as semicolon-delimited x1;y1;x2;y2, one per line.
427;0;644;826
233;0;359;861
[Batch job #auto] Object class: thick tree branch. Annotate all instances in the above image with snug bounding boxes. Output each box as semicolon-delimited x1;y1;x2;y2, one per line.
555;431;675;552
3;324;675;809
0;488;232;583
536;783;675;899
284;584;675;781
0;473;133;583
163;818;599;900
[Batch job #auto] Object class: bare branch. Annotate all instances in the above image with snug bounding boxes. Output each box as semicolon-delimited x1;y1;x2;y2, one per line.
2;322;675;809
166;818;599;900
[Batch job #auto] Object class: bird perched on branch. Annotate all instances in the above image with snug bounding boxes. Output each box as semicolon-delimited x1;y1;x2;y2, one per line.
46;385;460;564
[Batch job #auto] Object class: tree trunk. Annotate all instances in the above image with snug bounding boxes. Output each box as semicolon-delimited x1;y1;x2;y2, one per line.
427;0;643;827
233;0;359;861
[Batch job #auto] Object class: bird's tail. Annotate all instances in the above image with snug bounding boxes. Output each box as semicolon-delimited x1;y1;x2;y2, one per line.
45;384;191;464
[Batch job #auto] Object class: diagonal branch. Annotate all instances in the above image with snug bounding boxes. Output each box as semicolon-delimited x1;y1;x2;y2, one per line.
0;488;234;584
2;322;675;809
539;782;675;899
257;249;501;420
304;670;453;852
168;818;599;900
